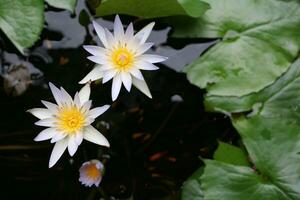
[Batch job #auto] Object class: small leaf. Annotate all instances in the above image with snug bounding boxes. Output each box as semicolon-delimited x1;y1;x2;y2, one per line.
96;0;209;19
45;0;77;12
0;0;44;53
213;141;249;167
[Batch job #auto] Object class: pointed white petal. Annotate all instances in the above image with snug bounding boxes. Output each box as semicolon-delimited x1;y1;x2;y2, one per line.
68;136;78;156
49;138;68;168
74;92;81;108
41;100;59;114
34;128;57;141
83;45;106;56
79;66;104;84
135;43;154;56
134;22;154;44
114;15;124;41
59;87;73;105
92;21;108;48
105;28;116;48
88;105;110;119
27;108;52;119
139;54;168;63
82;100;92;113
129;68;144;80
75;132;84;146
49;82;63;106
132;77;152;98
137;61;159;70
35;118;57;127
51;132;67;143
98;64;114;71
78;83;91;105
84;117;95;125
121;71;132;91
87;56;106;64
111;73;122;101
102;69;117;83
125;23;134;41
83;125;110;147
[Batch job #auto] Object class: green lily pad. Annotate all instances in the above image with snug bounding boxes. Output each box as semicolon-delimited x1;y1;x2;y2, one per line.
182;167;204;200
45;0;77;12
173;0;300;97
96;0;209;19
0;0;44;53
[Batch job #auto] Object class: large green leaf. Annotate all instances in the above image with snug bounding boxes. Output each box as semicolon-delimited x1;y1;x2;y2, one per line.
201;115;300;200
205;58;300;117
182;167;204;200
45;0;77;12
0;0;44;53
174;0;300;97
96;0;209;19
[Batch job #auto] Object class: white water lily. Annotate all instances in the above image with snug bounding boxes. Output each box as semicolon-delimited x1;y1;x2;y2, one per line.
28;83;110;168
79;159;104;187
80;15;167;101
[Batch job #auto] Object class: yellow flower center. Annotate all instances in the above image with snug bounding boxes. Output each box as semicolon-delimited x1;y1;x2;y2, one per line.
57;106;85;133
112;47;133;71
86;164;101;180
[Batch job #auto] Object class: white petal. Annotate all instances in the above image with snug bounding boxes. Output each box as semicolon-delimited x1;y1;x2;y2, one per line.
92;21;108;48
79;66;104;84
35;118;57;127
129;68;144;80
132;77;152;98
83;125;110;147
68;136;78;156
139;54;168;63
88;105;110;119
114;15;124;41
111;73;122;101
83;45;106;56
51;132;67;143
75;133;84;146
41;100;59;114
135;43;154;56
105;28;116;48
84;117;95;125
60;87;73;105
134;22;154;44
78;83;91;105
74;92;81;108
82;100;92;113
98;64;114;71
27;108;52;119
49;82;63;106
87;56;106;64
121;71;132;91
137;61;159;70
102;69;117;83
49;138;68;168
34;128;57;141
125;23;134;41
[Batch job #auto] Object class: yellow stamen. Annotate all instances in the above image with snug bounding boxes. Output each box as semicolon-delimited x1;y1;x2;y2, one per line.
112;47;133;71
57;106;85;133
86;164;101;180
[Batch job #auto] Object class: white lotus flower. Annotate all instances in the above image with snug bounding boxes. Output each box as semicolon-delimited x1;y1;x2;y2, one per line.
28;83;110;168
80;15;167;101
79;159;104;187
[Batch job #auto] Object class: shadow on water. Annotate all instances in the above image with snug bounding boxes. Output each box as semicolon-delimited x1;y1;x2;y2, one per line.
0;1;237;200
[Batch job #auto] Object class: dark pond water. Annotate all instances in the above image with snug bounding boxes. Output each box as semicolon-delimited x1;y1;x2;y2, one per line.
0;1;236;200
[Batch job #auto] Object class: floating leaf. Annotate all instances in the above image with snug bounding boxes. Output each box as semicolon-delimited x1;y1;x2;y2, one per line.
45;0;77;12
181;167;204;200
173;0;300;97
0;0;44;53
213;141;249;167
96;0;209;19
